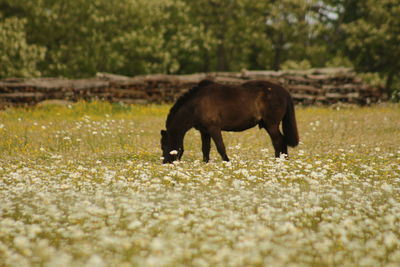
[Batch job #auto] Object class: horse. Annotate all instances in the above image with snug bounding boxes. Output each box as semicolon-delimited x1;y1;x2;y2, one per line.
160;79;299;163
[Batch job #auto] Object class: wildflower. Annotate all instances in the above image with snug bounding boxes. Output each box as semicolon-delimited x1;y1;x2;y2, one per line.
87;256;105;267
14;236;29;248
150;238;164;251
383;232;398;248
381;183;392;193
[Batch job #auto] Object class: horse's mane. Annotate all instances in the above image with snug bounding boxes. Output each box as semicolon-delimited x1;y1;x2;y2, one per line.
166;86;200;127
166;79;215;128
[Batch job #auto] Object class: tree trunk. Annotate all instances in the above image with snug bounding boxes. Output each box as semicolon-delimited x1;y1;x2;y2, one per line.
202;48;211;73
385;70;395;97
272;32;284;71
216;42;229;71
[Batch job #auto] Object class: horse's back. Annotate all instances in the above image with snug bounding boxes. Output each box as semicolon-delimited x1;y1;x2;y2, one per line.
196;80;288;111
194;81;287;131
195;82;259;113
241;80;290;101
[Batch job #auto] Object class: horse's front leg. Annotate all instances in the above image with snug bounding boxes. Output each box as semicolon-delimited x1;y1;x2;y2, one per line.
208;127;229;162
200;131;211;162
178;144;184;160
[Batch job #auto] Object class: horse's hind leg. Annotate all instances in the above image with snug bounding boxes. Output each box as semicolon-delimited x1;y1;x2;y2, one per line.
200;131;211;162
265;124;288;157
208;127;229;161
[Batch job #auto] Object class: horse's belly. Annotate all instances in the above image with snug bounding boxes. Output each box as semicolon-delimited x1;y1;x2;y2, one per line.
222;120;259;132
218;109;261;131
196;98;262;132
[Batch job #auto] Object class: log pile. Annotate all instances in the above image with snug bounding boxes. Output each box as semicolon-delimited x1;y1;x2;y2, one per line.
0;68;384;109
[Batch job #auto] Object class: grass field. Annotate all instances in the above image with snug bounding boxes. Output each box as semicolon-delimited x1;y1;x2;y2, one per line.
0;102;399;266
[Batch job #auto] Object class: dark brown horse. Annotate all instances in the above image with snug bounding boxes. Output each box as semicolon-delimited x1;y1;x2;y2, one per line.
160;79;299;163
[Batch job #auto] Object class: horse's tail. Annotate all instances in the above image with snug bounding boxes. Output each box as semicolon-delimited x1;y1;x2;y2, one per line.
283;95;299;147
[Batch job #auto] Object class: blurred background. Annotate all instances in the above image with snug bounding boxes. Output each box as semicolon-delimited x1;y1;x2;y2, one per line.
0;0;399;97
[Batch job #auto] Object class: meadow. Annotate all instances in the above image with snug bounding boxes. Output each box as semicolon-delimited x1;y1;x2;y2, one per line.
0;101;399;266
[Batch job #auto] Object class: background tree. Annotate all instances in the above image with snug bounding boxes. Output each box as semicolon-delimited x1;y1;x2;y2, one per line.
0;0;203;77
0;0;398;96
1;0;125;77
182;0;274;72
343;0;400;93
264;0;311;70
215;0;324;71
0;16;45;78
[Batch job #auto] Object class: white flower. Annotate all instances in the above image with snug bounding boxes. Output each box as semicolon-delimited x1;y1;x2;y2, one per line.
85;255;105;267
169;150;178;155
150;238;164;251
14;236;30;249
127;221;142;230
381;183;392;193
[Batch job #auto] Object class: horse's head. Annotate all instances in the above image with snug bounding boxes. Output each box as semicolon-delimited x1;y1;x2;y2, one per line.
160;130;179;164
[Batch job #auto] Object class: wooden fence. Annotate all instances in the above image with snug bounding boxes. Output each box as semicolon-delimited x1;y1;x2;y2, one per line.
0;68;384;109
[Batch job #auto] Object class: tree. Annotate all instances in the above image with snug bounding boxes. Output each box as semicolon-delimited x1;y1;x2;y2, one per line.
112;0;209;75
311;0;366;67
0;0;398;86
0;0;207;77
343;0;400;93
182;0;272;72
1;0;122;77
0;16;45;78
263;0;332;70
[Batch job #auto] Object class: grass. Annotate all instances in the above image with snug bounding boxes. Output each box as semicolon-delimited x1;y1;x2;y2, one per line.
0;101;399;266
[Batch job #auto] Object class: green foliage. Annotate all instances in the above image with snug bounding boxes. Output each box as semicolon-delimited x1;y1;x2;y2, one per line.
343;0;400;92
0;0;398;94
281;60;312;70
110;0;208;75
264;0;323;70
357;72;385;88
325;55;353;68
180;0;268;72
0;16;45;78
